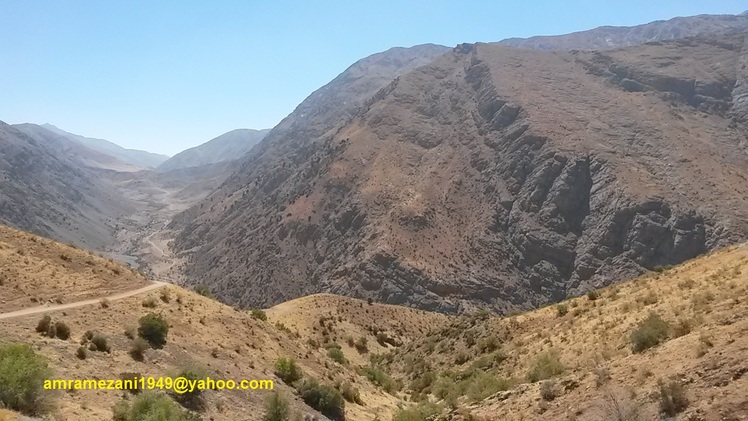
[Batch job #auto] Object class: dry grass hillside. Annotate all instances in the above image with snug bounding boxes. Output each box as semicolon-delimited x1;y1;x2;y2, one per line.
1;225;746;420
379;244;748;420
0;226;447;421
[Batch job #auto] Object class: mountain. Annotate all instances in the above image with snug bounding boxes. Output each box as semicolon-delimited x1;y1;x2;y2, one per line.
42;124;169;168
156;128;270;172
499;12;748;50
1;225;746;419
0;121;134;249
170;32;748;313
12;123;144;172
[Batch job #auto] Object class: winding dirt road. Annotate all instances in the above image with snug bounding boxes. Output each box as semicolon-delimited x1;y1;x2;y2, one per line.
0;281;167;321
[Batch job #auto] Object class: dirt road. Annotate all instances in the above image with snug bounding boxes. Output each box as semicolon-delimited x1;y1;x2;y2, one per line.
0;281;167;321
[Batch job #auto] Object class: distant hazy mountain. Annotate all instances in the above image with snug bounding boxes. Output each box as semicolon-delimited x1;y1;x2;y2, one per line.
157;128;270;172
12;124;143;172
499;13;748;50
0;121;135;249
42;124;169;168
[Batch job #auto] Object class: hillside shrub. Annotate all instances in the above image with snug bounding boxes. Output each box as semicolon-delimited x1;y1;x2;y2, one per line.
328;347;347;364
76;346;88;360
35;315;51;334
114;392;197;421
658;379;688;416
90;333;110;353
54;321;71;340
556;304;568;317
527;351;565;382
337;381;363;405
0;343;52;415
251;309;268;321
393;401;442;421
130;338;149;361
630;313;670;353
194;285;214;299
263;391;289;421
274;357;303;384
294;377;345;421
138;313;169;349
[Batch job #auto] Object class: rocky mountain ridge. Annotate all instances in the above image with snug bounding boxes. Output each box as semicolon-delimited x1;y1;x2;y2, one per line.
171;32;748;313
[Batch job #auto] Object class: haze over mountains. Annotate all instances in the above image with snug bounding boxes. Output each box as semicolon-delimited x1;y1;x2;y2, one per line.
42;124;170;169
157;128;270;172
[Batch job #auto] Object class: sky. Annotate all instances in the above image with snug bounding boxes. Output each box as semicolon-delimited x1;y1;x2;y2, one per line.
1;1;746;156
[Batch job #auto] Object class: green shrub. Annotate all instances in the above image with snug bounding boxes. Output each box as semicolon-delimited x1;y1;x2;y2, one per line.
138;313;169;349
141;297;158;308
116;392;195;421
112;399;130;420
338;381;363;405
263;391;289;421
556;304;568;317
294;378;345;421
251;309;268;321
54;321;71;340
274;357;303;384
194;285;214;299
90;334;110;353
130;338;150;361
76;346;88;360
630;313;670;353
36;315;51;334
527;351;565;382
658;379;688;416
327;347;347;364
363;366;399;393
173;364;207;409
0;343;52;415
465;371;510;402
587;290;600;301
354;336;368;353
393;401;442;421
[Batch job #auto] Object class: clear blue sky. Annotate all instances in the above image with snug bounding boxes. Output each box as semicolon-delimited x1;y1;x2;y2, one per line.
1;1;745;156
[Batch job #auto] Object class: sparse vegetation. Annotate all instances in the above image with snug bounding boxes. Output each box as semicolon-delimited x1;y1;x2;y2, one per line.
556;303;568;317
35;314;51;334
0;343;52;415
130;338;149;361
263;391;290;421
90;333;111;353
54;321;70;340
658;378;689;416
630;313;670;353
274;357;303;384
251;309;268;321
393;401;441;421
527;351;565;382
113;392;198;421
328;347;347;364
294;377;345;421
142;296;158;308
138;313;169;349
194;285;214;299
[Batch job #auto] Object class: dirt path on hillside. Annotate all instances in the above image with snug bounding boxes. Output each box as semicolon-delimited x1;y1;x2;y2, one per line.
0;281;166;320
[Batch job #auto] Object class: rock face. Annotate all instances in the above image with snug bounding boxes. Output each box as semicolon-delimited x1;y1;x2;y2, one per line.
499;13;748;51
171;34;748;313
157;129;270;172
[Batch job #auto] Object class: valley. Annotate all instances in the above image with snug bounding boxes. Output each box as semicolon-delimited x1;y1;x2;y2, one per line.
1;9;748;421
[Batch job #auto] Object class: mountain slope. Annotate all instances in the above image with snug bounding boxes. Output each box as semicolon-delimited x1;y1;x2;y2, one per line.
157;128;270;172
12;123;144;172
42;124;169;168
0;121;134;249
171;33;748;313
500;12;748;50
